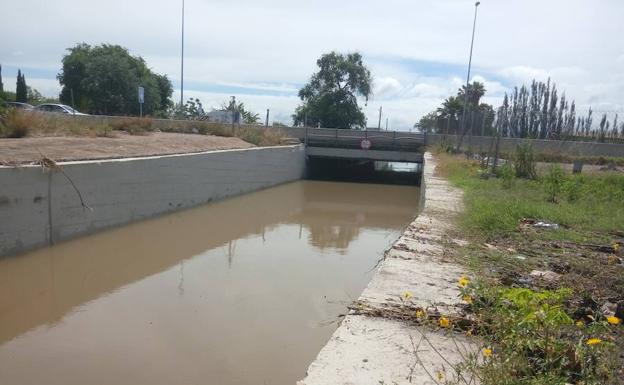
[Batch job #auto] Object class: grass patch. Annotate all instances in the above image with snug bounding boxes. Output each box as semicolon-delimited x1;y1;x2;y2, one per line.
438;153;624;242
435;151;624;384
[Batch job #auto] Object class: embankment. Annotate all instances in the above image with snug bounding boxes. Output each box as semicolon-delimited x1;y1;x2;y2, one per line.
0;145;305;257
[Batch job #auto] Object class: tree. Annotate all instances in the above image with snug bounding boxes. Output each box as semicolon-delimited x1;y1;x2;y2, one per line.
293;52;372;129
0;64;4;100
221;99;260;124
417;81;494;136
15;70;27;103
57;43;173;116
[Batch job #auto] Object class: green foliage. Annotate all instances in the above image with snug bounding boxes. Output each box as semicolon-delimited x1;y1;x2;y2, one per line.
543;164;565;203
514;142;537;179
463;283;617;385
57;43;173;116
171;98;206;120
293;52;371;129
416;81;495;135
497;162;516;189
15;70;27;103
220;99;260;124
441;155;624;238
0;64;4;99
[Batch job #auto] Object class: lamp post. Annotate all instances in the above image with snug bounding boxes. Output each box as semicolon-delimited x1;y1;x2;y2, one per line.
180;0;185;107
457;1;480;152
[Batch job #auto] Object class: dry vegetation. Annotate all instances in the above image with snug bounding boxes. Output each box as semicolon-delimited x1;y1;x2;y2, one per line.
0;109;289;146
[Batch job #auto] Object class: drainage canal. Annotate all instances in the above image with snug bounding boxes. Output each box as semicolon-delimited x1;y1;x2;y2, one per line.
0;179;420;385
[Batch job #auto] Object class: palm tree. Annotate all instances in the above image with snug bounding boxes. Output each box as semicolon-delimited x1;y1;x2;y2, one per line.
458;81;486;108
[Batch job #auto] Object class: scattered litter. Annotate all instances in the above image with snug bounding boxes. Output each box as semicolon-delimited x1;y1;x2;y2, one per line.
452;239;469;247
601;302;617;317
520;218;560;230
514;255;527;261
483;243;498;251
529;270;561;283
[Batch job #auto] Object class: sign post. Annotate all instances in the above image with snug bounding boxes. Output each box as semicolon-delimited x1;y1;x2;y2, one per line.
138;86;145;117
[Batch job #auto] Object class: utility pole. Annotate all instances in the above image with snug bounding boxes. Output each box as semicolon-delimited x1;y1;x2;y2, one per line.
385;118;388;131
265;109;270;126
180;0;185;107
456;1;481;152
378;106;383;130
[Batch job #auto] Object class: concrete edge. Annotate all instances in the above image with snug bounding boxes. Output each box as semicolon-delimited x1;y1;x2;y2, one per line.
297;152;476;385
0;144;304;169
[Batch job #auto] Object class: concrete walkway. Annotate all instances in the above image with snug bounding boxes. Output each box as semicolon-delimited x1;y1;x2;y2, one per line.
298;152;475;385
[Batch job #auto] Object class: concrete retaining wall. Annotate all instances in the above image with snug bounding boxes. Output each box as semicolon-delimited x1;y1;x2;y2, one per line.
428;134;624;158
0;145;306;257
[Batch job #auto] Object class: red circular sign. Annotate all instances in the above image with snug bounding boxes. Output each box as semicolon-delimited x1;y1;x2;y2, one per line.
360;139;372;150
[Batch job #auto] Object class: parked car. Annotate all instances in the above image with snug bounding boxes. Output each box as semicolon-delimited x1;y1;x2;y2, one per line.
4;102;34;110
34;103;87;115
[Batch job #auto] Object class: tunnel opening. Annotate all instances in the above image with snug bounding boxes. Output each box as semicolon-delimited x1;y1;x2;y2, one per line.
306;157;422;186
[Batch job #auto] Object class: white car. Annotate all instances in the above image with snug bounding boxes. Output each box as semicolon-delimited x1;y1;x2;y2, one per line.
35;103;88;115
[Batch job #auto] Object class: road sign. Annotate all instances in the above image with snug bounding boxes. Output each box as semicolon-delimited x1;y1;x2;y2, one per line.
138;86;145;103
360;138;372;150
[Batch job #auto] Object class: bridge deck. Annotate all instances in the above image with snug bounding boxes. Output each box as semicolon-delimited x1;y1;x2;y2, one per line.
301;128;425;163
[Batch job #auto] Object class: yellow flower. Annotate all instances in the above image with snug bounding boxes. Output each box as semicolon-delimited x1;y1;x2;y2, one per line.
402;291;413;301
458;276;470;287
435;371;445;381
607;316;621;325
614;243;620;252
466;329;473;337
482;348;493;358
575;320;585;328
586;338;602;346
439;317;451;328
415;309;426;319
462;295;473;304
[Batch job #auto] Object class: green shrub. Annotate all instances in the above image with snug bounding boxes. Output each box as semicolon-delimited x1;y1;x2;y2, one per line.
498;162;516;189
463;283;618;385
543;164;566;203
514;141;537;179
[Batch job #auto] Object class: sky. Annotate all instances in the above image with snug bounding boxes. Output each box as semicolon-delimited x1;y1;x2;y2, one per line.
1;0;623;128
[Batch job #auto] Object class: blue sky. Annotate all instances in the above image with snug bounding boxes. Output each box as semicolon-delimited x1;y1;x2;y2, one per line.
1;0;623;128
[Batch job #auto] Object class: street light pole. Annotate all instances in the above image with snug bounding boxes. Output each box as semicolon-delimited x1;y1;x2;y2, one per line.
457;1;480;152
180;0;185;107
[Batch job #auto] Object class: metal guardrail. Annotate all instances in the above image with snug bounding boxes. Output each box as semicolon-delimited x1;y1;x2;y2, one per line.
303;127;425;152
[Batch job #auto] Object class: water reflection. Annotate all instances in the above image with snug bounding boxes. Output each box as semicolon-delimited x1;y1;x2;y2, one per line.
0;180;419;385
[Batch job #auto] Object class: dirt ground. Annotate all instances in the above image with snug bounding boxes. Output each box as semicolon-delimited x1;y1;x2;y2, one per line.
0;132;255;165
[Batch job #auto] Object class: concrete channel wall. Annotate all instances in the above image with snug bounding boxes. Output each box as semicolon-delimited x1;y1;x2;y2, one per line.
0;145;306;257
428;134;624;158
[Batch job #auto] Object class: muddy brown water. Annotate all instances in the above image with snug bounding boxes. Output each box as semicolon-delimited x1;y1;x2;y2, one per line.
0;180;420;385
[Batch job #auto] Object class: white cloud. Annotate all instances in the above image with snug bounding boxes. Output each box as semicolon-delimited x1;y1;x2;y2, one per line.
1;0;622;128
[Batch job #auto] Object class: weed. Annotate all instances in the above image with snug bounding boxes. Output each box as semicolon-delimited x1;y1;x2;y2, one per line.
514;141;537;179
461;282;619;385
0;109;40;137
543;164;565;203
110;117;153;135
498;162;516;189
